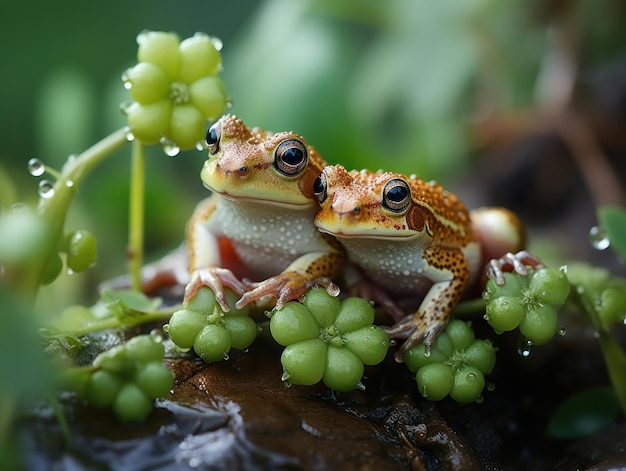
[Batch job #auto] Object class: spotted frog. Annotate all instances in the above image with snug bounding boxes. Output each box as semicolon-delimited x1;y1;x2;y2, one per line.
313;165;536;360
185;115;344;312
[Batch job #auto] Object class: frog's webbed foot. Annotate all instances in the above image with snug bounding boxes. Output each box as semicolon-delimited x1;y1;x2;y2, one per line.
236;272;338;310
486;250;544;285
185;267;247;312
384;315;448;363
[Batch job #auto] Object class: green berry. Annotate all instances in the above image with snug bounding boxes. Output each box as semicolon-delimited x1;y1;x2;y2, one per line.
270;302;320;346
125;62;170;104
137;31;181;80
529;267;570;306
41;252;63;285
169;104;205;150
178;34;221;83
485;295;525;333
85;370;122;407
194;324;231;363
184;286;217;315
135;362;174;398
323;346;364;392
463;340;496;375
302;288;340;327
167;308;207;349
281;338;327;386
450;366;485;404
484;272;523;301
405;332;453;372
93;346;127;375
416;363;454;401
126;99;172;145
125;335;164;363
223;315;257;350
190;76;227;120
519;304;558;345
342;326;389;365
113;382;154;422
598;287;626;327
66;230;97;272
444;320;474;350
334;297;375;333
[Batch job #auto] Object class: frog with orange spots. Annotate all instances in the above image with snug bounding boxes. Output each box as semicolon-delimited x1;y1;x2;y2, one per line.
313;165;538;360
183;115;344;312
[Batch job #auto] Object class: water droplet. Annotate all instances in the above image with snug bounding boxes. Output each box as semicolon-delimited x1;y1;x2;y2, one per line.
150;329;163;342
27;158;45;177
136;30;149;45
589;226;610;250
325;282;340;297
222;352;229;361
67;267;75;275
517;337;532;357
195;140;206;151
125;127;135;142
65;180;74;188
558;327;567;336
160;137;180;156
486;382;496;392
121;69;132;89
466;372;477;381
423;349;431;358
38;180;55;198
475;395;485;404
226;97;233;109
281;371;290;382
356;381;366;391
210;36;223;51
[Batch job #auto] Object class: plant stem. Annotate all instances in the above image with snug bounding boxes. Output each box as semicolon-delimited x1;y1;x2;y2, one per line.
597;331;626;415
128;140;146;292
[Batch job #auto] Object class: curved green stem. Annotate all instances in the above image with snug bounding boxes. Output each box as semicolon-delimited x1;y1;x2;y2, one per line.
128;140;146;291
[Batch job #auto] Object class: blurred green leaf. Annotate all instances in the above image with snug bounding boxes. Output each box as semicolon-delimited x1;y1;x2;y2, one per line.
546;386;619;439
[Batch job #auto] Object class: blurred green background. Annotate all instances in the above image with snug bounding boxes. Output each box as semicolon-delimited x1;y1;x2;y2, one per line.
1;0;625;306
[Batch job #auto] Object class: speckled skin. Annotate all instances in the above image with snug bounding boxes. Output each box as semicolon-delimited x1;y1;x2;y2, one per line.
187;115;344;311
314;165;525;359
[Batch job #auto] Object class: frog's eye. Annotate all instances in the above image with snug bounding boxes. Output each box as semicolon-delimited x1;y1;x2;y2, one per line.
313;172;328;204
382;178;411;212
274;139;308;176
206;121;221;155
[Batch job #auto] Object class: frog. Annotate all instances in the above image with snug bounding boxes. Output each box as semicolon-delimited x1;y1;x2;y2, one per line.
184;114;344;312
313;164;539;360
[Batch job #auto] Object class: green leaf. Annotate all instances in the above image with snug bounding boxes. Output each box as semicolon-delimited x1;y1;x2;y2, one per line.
546;386;619;439
598;205;626;261
101;289;162;314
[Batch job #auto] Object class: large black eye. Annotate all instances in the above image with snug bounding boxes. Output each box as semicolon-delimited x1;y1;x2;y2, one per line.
313;172;327;204
205;121;221;155
274;139;308;176
382;178;411;212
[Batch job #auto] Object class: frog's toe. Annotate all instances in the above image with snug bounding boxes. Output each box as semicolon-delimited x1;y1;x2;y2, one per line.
487;250;544;285
185;267;246;311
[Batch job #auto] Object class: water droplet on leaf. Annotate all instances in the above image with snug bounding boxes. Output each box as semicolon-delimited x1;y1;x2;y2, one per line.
589;226;610;250
27;158;45;177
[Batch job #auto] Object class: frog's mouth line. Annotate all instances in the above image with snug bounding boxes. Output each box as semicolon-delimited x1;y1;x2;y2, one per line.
316;226;417;241
208;188;313;210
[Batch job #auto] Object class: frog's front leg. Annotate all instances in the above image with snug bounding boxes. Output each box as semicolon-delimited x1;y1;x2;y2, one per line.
384;247;470;362
235;250;344;310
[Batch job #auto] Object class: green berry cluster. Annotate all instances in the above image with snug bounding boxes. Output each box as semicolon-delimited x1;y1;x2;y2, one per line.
483;267;570;345
269;288;390;392
84;335;173;422
166;287;257;363
123;31;228;151
405;320;496;403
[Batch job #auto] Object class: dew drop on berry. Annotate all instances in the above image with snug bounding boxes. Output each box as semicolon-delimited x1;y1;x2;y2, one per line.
121;70;133;90
119;101;133;116
517;337;532;357
222;352;229;361
195;140;206;151
160;137;180;157
65;180;74;188
38;180;55;198
589;226;610;250
281;371;290;382
558;327;567;336
325;282;340;297
67;267;75;275
356;380;366;391
27;158;45;177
